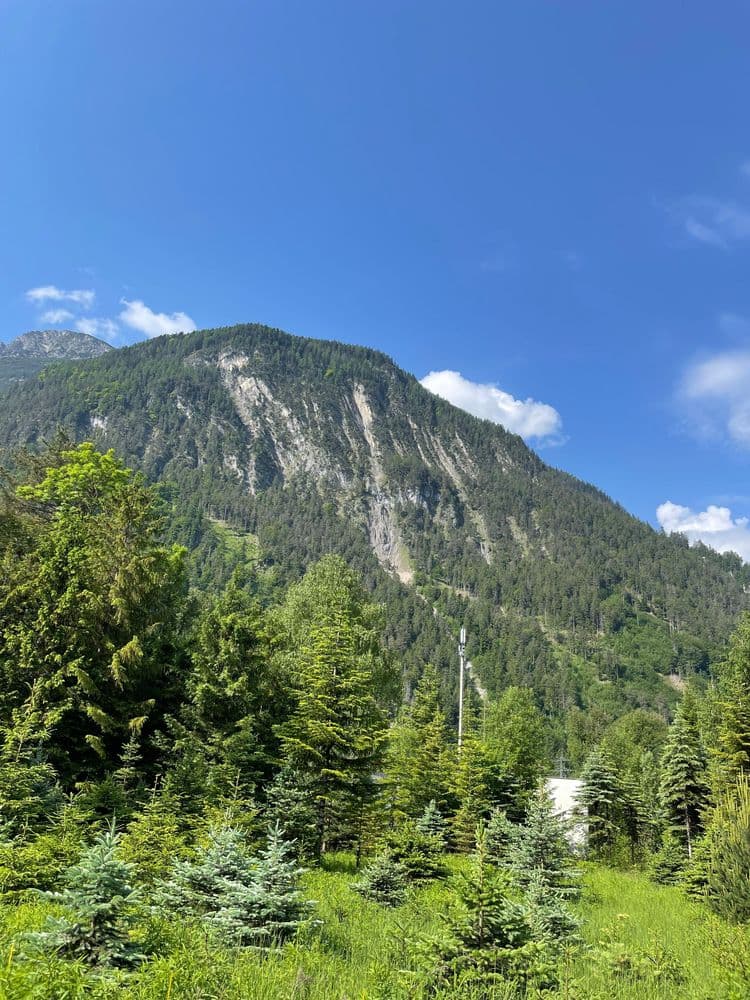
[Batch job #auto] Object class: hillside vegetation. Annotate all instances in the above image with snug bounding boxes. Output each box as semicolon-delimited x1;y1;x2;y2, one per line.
0;324;747;760
0;442;749;997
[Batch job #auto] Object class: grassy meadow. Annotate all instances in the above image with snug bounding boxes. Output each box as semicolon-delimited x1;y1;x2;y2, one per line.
0;855;744;1000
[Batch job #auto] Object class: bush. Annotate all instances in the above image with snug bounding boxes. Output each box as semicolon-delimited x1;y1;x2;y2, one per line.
382;823;446;881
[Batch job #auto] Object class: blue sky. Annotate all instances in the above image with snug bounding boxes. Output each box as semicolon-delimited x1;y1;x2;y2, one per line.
2;1;750;556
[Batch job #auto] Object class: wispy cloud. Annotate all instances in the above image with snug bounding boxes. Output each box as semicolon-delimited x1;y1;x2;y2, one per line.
741;160;750;179
671;196;750;249
40;308;74;325
420;369;564;443
657;500;750;562
679;347;750;447
25;285;95;308
119;299;197;339
75;317;120;343
672;196;750;250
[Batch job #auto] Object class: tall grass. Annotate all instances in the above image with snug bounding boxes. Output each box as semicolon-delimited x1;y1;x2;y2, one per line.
0;857;744;998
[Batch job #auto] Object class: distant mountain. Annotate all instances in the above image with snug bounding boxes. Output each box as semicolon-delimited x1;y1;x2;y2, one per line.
0;322;746;755
0;329;113;391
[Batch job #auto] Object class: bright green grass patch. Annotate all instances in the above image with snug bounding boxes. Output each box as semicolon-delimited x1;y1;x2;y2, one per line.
0;860;744;999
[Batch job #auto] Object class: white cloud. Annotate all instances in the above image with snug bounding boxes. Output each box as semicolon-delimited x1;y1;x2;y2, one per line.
657;501;750;562
119;298;196;339
675;197;750;249
420;369;563;442
40;308;74;325
25;285;95;308
680;349;750;446
76;317;120;343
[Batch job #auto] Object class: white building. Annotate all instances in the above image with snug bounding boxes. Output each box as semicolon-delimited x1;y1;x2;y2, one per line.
545;777;587;851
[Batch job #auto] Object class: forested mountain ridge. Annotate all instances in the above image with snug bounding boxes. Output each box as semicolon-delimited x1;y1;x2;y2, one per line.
0;329;112;392
0;322;746;746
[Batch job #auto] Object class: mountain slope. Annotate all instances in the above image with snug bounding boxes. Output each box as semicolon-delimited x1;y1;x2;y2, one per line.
0;323;745;750
0;329;113;392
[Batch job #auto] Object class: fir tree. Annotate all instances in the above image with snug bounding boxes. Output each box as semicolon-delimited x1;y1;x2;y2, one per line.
386;664;452;821
351;852;408;907
577;748;620;857
29;823;143;968
659;693;709;859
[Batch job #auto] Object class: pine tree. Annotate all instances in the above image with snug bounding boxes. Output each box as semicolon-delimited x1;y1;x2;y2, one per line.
351;852;408;907
659;693;709;860
383;821;447;881
30;823;143;968
416;799;448;847
577;748;620;857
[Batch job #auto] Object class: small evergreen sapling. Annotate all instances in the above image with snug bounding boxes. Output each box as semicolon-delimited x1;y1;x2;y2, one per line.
351;853;408;907
29;823;143;968
415;799;448;847
225;821;312;949
383;821;446;881
264;766;318;860
419;826;549;994
156;822;312;948
504;788;579;900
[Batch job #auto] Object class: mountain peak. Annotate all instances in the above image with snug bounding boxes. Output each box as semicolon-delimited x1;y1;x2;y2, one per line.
0;329;113;360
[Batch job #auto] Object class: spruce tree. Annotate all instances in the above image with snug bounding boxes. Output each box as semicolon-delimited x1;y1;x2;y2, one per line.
714;613;750;790
705;773;750;922
504;787;579;900
451;734;495;852
212;822;311;949
351;852;408;907
156;822;311;948
419;826;548;994
659;693;709;859
30;823;143;968
264;766;318;860
416;799;448;847
386;664;452;821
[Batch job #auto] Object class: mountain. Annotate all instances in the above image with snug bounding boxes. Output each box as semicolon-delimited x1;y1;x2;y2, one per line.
0;329;113;392
0;322;745;757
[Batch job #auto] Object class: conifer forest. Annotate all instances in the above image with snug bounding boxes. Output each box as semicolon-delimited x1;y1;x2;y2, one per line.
0;429;749;998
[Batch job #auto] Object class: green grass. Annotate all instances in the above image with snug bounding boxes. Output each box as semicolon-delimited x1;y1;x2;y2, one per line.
0;859;744;999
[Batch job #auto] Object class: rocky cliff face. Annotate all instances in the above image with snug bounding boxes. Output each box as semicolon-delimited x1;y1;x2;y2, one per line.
0;322;746;714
